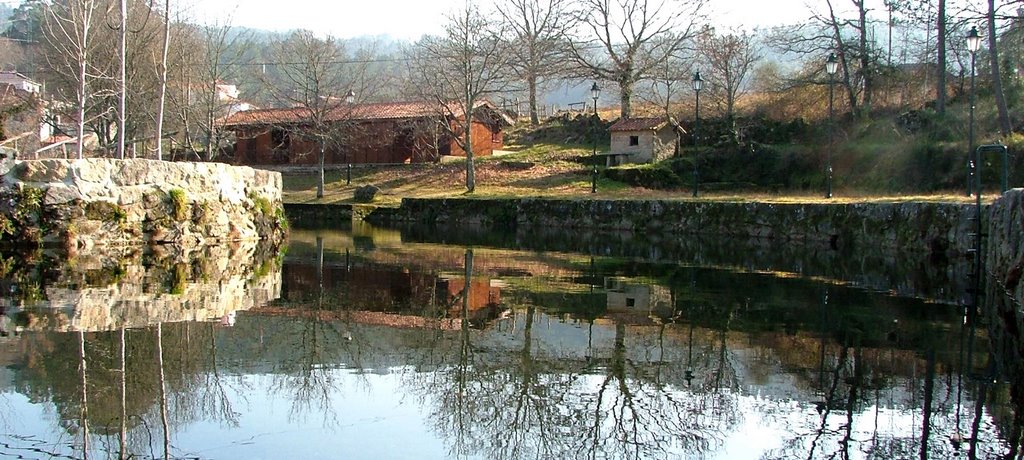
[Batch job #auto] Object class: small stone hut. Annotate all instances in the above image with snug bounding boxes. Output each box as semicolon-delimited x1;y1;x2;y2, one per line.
608;117;677;166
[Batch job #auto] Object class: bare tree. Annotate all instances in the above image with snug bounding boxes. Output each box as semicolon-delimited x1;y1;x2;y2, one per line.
410;4;512;193
768;0;881;119
986;0;1012;136
42;0;99;159
154;0;171;160
496;0;574;125
117;0;127;158
569;0;706;119
698;26;761;136
264;30;369;198
646;56;691;157
937;0;948;113
167;16;251;161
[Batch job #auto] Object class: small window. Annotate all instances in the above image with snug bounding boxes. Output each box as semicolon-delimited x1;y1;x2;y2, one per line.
629;135;639;146
626;298;636;308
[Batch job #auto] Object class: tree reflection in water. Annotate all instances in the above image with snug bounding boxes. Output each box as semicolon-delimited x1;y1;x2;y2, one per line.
4;226;1024;458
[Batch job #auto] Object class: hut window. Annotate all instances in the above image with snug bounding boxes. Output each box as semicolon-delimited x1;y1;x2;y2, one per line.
629;135;639;146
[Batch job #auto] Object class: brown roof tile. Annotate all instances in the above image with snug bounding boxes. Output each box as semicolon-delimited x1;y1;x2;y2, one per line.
609;117;669;132
219;99;515;128
219;100;442;127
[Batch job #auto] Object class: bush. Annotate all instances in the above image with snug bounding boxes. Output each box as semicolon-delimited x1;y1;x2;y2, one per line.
606;164;683;189
354;185;381;203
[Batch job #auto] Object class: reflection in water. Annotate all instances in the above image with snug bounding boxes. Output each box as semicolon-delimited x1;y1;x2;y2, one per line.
0;226;1020;458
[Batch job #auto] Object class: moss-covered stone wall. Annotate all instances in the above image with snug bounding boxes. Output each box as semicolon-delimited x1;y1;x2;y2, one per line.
386;197;977;255
0;158;287;251
987;189;1024;305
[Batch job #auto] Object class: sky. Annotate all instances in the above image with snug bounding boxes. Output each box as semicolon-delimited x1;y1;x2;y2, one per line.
177;0;820;41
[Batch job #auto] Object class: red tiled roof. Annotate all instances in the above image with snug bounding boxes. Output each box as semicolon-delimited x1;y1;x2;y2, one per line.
219;99;515;127
609;117;669;132
220;100;453;127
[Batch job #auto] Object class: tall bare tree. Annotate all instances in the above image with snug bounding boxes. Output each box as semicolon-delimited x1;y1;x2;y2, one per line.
937;0;948;113
698;26;761;136
265;30;369;198
646;56;691;157
117;0;127;158
496;0;574;125
154;0;171;160
410;4;512;193
987;0;1012;136
568;0;706;118
168;16;251;161
769;0;881;119
42;0;99;159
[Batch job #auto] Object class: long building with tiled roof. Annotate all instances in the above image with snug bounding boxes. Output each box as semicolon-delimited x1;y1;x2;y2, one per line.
218;100;514;166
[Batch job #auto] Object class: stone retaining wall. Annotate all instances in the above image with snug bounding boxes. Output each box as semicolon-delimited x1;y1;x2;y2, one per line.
0;158;286;250
988;189;1024;304
383;198;977;255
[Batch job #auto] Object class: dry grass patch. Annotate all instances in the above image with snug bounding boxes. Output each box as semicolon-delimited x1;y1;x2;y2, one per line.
281;147;987;206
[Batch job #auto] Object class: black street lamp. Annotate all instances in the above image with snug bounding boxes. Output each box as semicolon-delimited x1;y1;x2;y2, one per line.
692;71;703;198
591;82;600;193
825;53;838;199
966;26;982;197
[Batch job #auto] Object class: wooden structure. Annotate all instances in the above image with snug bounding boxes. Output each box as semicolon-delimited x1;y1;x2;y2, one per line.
608;117;677;166
218;100;513;166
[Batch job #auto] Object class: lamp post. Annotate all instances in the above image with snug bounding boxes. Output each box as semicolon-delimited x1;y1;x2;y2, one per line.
591;82;600;193
966;26;982;197
345;90;356;185
825;53;838;199
692;71;703;198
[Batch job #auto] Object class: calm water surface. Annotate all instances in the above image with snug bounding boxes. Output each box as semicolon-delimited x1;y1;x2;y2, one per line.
0;224;1020;459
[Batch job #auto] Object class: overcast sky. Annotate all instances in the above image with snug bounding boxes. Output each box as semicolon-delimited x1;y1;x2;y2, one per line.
176;0;829;41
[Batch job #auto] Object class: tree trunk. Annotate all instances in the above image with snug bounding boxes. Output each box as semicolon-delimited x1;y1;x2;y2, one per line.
528;76;539;125
858;0;872;119
619;77;632;119
989;0;1012;136
317;142;325;198
117;0;127;159
76;44;87;160
155;0;171;161
936;0;947;114
464;117;475;193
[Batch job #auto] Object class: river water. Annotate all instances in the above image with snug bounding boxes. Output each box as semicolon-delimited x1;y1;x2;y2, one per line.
0;223;1020;459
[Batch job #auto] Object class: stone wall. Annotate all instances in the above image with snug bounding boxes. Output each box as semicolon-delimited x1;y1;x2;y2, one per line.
384;198;977;255
0;158;286;250
988;189;1024;304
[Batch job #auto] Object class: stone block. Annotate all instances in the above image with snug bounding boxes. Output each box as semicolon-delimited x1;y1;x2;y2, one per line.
17;160;69;183
112;160;153;186
73;159;112;184
44;185;84;206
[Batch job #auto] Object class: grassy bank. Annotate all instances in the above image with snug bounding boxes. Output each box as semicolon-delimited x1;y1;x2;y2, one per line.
281;105;1016;206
